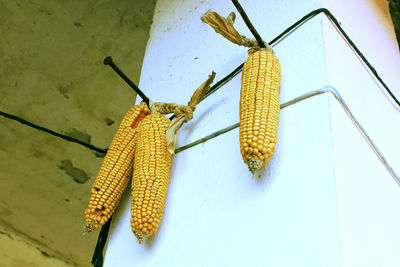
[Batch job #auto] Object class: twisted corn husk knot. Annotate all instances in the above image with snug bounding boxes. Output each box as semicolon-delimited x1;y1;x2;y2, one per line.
148;72;216;154
201;10;259;48
150;102;194;122
175;105;195;122
201;9;274;54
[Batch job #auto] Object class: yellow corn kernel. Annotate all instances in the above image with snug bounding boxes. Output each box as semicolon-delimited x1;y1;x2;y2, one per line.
130;113;172;243
84;103;150;233
239;49;281;173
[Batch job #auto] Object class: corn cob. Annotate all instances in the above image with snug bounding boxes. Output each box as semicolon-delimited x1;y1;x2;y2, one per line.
239;48;281;173
130;113;172;243
84;103;150;233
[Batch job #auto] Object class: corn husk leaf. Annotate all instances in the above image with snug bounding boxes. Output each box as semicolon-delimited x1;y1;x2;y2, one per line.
166;71;216;154
201;9;259;48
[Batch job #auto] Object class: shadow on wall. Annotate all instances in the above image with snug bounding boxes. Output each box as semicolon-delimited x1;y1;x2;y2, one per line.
389;0;400;49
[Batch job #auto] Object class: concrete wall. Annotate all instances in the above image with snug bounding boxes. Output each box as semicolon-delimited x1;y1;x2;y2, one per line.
0;0;156;266
0;223;71;267
104;0;400;266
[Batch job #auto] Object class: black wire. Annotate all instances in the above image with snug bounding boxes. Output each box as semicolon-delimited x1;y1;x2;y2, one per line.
204;63;244;99
318;8;400;107
231;0;266;48
91;216;112;267
104;56;150;107
0;110;107;154
269;9;321;45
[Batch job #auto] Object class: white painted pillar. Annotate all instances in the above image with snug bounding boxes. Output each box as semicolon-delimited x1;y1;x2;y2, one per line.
321;1;400;266
103;0;400;266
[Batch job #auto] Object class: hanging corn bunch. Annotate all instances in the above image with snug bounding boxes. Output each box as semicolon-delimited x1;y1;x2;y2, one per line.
84;72;215;243
202;10;281;173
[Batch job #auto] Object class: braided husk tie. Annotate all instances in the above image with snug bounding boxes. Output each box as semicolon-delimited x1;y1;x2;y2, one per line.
201;9;273;53
150;71;216;154
151;103;194;122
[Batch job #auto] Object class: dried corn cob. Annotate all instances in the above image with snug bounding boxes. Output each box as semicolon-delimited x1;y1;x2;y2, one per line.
84;103;150;233
201;10;281;173
239;48;281;173
130;113;172;243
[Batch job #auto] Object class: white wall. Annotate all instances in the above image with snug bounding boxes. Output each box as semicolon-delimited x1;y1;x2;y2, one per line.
321;0;400;266
104;0;400;266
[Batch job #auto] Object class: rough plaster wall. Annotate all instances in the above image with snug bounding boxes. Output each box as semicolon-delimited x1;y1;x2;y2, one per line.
0;0;156;266
0;223;71;267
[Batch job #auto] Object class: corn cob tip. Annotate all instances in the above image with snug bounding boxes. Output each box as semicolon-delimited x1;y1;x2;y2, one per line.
83;221;97;234
134;231;148;244
248;158;262;174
